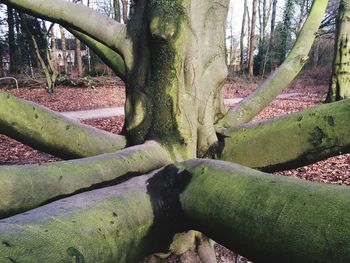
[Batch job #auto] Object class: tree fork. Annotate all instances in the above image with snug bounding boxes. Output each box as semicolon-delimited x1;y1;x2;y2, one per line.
124;0;229;158
0;92;126;159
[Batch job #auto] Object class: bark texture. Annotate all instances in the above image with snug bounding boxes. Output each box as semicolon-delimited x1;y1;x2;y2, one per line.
0;175;164;263
0;141;171;218
327;0;350;102
125;0;229;158
179;159;350;263
2;159;350;263
220;99;350;171
0;92;126;159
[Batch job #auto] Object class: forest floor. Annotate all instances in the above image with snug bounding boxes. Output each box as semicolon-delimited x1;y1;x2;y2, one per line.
0;73;349;262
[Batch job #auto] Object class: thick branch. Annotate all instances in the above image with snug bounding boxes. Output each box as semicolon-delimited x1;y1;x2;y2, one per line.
0;141;171;218
68;29;126;80
219;99;350;172
178;159;350;263
0;175;165;263
0;92;126;159
3;159;350;263
1;0;134;67
216;0;329;130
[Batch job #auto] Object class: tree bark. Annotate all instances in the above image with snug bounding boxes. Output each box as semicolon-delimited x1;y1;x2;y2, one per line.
68;28;126;80
247;0;257;78
0;92;126;159
121;0;128;23
59;25;68;74
0;175;169;263
220;98;350;172
123;0;229;158
217;0;329;131
0;141;171;218
327;0;350;102
3;159;350;263
114;0;121;22
268;0;278;67
75;37;83;77
179;159;350;263
240;0;248;73
7;6;17;74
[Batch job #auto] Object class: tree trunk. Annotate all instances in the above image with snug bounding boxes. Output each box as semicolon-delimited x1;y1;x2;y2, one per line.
75;37;83;77
121;0;128;23
124;0;228;158
7;6;17;74
279;0;294;64
240;0;248;73
268;0;278;67
50;27;59;70
247;0;257;78
114;0;121;22
327;0;350;102
59;25;68;74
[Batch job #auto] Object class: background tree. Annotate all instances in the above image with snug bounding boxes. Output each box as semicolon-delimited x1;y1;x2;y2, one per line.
240;0;248;73
326;0;350;101
7;5;16;73
2;0;350;262
20;15;59;92
248;0;258;77
59;25;68;74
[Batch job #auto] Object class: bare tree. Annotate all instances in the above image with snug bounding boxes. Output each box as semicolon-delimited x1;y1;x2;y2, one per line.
248;0;258;77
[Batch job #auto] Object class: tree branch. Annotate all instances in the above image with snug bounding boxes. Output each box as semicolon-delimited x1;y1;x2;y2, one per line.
0;175;167;263
68;28;126;80
3;159;350;263
216;0;329;131
219;99;350;172
0;141;172;218
0;92;127;159
178;159;350;262
1;0;134;68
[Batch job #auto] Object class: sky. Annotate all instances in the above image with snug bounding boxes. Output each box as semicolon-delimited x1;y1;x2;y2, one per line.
228;0;285;37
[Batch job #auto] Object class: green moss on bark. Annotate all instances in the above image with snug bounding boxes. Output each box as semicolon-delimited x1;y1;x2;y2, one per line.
0;141;171;218
219;99;350;171
0;92;126;159
178;159;350;263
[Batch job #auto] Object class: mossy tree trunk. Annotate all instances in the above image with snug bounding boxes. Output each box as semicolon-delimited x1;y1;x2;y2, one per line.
327;0;350;102
123;0;228;159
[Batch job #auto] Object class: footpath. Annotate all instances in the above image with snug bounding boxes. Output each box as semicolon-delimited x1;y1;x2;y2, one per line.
61;93;299;120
